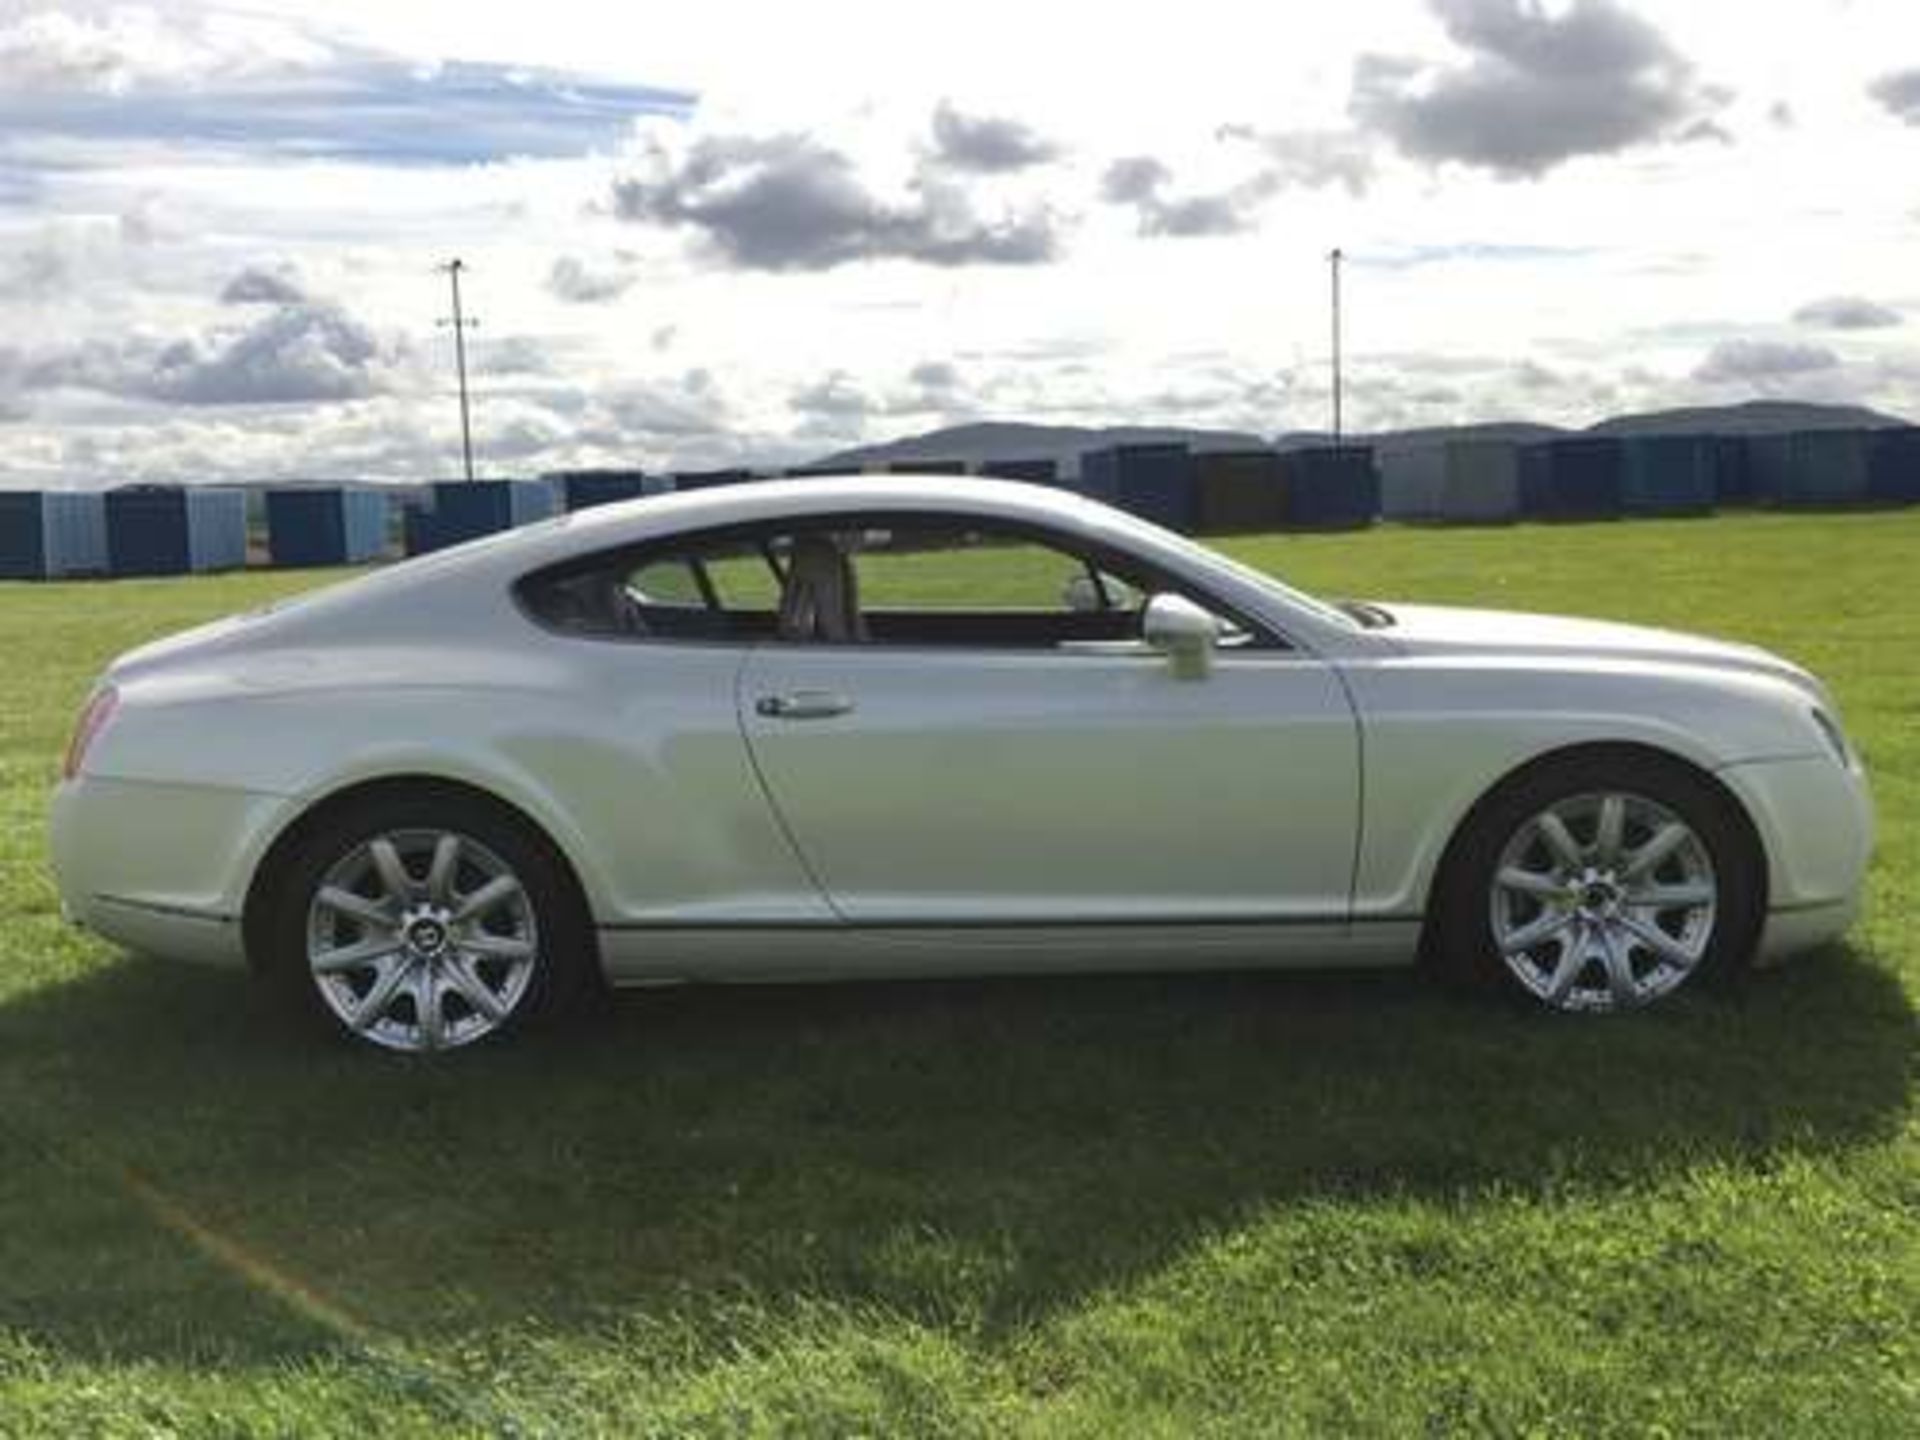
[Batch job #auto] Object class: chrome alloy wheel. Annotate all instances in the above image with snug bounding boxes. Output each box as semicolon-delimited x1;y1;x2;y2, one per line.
1489;791;1718;1013
306;828;539;1052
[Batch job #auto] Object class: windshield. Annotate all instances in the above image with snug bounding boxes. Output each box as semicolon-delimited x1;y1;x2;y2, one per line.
1087;505;1358;631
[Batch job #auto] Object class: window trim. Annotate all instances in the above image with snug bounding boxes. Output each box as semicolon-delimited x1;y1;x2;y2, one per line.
513;509;1295;653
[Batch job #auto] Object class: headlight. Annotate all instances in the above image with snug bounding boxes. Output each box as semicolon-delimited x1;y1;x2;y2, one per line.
1810;707;1852;768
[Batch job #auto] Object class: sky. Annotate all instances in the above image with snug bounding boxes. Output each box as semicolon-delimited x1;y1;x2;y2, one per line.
2;0;1918;486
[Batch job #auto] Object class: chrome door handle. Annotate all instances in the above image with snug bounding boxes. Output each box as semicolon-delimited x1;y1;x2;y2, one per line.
755;691;855;720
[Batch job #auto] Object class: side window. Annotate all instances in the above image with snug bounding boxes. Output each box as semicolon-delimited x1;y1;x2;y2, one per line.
519;513;1266;650
521;535;783;641
850;528;1120;613
626;555;706;609
771;520;1175;650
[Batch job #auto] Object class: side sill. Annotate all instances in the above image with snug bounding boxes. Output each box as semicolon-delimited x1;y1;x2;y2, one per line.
598;920;1421;986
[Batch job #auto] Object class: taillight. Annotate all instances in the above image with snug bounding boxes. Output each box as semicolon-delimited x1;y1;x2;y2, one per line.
62;686;119;781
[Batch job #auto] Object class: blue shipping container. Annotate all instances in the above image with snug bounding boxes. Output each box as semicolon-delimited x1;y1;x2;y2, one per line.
1621;435;1715;515
1867;428;1920;504
265;488;390;567
1519;439;1623;520
550;471;648;511
106;487;247;575
675;468;754;490
1281;446;1379;529
0;490;109;579
1075;449;1120;504
1079;445;1194;529
1748;430;1872;506
976;458;1060;484
1710;436;1756;505
403;480;555;557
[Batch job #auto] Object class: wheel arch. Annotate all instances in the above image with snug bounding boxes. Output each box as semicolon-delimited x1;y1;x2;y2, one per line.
240;773;600;976
1419;740;1770;958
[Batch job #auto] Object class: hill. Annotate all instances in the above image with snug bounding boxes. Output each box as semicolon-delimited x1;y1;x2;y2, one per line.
815;401;1912;472
817;421;1269;473
1584;399;1908;437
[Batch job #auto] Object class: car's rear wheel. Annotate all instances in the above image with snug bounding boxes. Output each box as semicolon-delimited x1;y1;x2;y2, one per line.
267;792;589;1052
1433;752;1763;1013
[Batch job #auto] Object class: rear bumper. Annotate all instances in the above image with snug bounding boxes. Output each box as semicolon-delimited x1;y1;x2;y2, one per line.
50;774;290;970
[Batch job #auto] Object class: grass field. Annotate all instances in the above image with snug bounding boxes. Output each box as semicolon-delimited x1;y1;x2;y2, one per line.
1;512;1914;1436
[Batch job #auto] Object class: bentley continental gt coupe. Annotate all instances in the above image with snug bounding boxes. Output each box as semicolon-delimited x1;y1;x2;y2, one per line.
50;477;1872;1052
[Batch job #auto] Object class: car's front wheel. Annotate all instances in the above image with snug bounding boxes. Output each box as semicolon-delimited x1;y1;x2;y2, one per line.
266;791;590;1052
1433;752;1764;1013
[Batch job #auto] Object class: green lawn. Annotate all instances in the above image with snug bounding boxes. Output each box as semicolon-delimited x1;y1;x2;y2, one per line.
1;512;1914;1436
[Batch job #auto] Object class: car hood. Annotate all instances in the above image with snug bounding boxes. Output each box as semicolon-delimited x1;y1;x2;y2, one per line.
1373;602;1823;695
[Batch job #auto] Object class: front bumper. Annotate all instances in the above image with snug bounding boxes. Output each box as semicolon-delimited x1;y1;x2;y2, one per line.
50;774;292;970
1717;753;1874;966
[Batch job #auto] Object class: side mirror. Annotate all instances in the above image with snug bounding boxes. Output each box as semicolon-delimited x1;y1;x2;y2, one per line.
1142;593;1219;679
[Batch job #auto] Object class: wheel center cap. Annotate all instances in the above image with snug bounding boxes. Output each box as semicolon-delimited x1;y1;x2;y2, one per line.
1575;869;1622;916
405;916;449;957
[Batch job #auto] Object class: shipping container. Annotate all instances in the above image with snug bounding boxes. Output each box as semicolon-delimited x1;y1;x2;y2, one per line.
547;470;648;511
0;490;109;579
1518;438;1623;520
1377;447;1444;521
1439;440;1521;523
1621;435;1715;515
1193;450;1285;533
1279;446;1379;529
975;458;1060;484
674;468;753;490
1747;430;1872;506
402;479;555;557
1867;427;1920;504
105;486;247;575
1081;444;1195;530
264;488;391;567
1075;449;1120;505
1710;436;1756;505
887;459;967;475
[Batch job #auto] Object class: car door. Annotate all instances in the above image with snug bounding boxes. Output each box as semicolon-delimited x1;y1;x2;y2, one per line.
735;519;1360;925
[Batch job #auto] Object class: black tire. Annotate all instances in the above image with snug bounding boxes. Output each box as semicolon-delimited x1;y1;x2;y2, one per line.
1429;749;1765;1012
261;787;595;1051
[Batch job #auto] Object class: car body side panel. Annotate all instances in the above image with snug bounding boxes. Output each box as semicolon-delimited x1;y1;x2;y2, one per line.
1341;658;1837;919
77;640;832;929
738;644;1361;923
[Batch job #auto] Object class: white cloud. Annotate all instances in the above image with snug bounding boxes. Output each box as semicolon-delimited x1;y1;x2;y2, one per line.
4;0;1920;483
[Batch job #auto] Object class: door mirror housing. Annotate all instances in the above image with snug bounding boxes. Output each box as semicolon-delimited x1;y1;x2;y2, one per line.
1142;593;1219;679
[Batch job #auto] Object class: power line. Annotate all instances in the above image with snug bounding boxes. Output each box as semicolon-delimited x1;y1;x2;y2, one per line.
437;259;478;482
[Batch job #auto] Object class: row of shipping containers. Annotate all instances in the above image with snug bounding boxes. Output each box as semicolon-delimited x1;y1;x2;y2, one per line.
1380;427;1920;525
0;487;246;580
6;426;1918;579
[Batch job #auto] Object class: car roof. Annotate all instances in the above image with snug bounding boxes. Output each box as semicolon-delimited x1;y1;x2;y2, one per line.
548;474;1108;544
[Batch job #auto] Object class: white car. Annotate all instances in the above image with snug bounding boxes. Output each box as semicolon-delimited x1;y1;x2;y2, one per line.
50;477;1873;1052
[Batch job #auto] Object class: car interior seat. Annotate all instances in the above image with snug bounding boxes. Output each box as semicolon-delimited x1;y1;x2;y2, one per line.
777;534;866;642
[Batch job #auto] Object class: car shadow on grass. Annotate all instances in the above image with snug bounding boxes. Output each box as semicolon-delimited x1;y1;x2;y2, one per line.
0;945;1910;1367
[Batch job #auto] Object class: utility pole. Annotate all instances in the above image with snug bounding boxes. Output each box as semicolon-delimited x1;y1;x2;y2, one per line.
1328;246;1344;448
438;258;478;481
